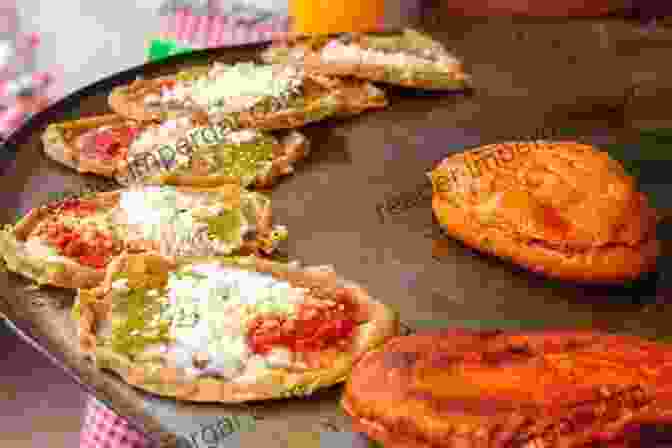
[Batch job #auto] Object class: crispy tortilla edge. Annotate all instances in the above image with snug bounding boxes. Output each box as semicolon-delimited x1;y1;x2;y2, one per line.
79;253;400;403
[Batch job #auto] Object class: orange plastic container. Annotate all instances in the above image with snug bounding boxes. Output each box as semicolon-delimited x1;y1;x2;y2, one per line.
289;0;385;34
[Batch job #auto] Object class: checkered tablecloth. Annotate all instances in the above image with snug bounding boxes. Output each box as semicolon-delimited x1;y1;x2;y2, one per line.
80;398;152;448
0;6;57;137
147;1;289;62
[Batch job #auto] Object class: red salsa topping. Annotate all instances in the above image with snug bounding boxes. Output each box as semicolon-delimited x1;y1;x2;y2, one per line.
159;79;176;89
86;126;139;161
53;198;98;217
247;288;362;354
39;221;120;269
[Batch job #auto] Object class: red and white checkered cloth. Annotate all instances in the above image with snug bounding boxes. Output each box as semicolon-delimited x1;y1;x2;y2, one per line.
80;397;152;448
0;10;60;138
157;6;289;49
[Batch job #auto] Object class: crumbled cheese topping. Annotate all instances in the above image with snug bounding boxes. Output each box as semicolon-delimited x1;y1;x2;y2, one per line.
320;41;460;71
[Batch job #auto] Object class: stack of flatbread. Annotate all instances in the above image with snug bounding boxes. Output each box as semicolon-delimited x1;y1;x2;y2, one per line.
3;29;474;403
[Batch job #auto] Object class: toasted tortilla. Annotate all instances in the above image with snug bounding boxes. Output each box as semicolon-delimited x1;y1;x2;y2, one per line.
342;329;670;448
262;29;472;91
108;64;387;128
41;114;142;178
122;129;311;189
75;253;399;403
429;141;659;284
0;185;284;290
41;114;311;189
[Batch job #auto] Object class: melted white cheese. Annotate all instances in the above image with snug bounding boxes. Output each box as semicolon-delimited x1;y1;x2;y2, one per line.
129;117;193;156
25;237;63;260
160;83;193;105
228;129;260;145
189;63;303;113
116;186;244;256
320;41;459;71
163;263;308;379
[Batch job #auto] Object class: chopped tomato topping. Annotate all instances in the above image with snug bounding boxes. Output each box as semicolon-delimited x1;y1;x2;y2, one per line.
92;126;138;160
41;221;120;269
94;131;116;151
117;126;140;148
55;198;98;217
247;288;362;355
159;79;176;89
79;254;107;269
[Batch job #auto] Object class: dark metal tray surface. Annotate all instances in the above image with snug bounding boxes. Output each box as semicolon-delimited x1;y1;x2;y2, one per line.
2;16;672;448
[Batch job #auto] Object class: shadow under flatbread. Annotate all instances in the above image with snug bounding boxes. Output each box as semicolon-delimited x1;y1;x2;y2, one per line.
432;232;660;305
297;126;351;167
385;84;475;99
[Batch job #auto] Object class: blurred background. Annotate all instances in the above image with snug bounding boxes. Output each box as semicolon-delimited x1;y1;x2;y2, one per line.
17;0;417;100
0;1;670;447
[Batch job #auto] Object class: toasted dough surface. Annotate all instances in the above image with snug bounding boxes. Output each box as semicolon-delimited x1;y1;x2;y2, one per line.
108;79;168;122
108;69;387;128
42;113;313;188
0;192;120;289
114;129;311;189
343;329;670;448
429;141;659;283
41;114;139;178
302;53;471;91
0;185;276;290
76;253;399;403
262;31;472;91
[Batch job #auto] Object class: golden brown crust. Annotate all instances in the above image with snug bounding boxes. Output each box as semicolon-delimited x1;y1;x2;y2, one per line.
77;253;399;403
108;79;167;122
262;33;471;90
0;192;123;289
328;76;389;117
255;131;311;188
41;114;141;178
0;184;270;290
134;130;310;189
303;53;471;91
342;329;672;448
430;141;659;283
0;231;106;290
108;70;386;129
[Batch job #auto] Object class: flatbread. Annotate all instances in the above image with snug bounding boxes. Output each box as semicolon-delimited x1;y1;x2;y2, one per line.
75;253;400;403
342;329;669;448
107;63;387;128
41;114;311;189
0;185;285;290
262;29;472;91
0;192;120;289
41;114;142;178
429;141;659;283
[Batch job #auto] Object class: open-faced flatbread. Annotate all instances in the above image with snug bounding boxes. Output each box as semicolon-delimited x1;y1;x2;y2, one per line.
0;184;286;290
41;114;310;189
262;29;472;91
74;252;399;403
108;62;387;128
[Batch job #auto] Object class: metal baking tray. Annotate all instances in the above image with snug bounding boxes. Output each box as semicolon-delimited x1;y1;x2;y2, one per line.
1;18;672;448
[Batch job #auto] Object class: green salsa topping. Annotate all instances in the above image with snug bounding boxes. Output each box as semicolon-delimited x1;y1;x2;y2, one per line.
173;270;208;281
178;136;275;186
109;282;171;357
362;29;436;53
201;208;242;244
71;299;82;321
304;98;339;123
175;66;209;82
